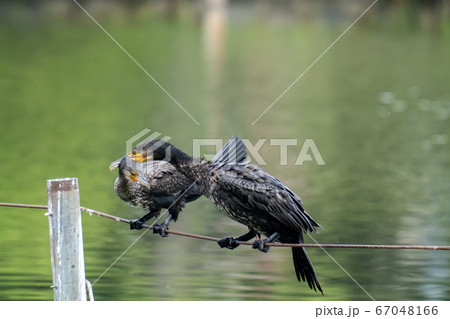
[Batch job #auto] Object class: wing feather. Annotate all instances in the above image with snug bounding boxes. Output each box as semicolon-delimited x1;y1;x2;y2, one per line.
215;163;320;233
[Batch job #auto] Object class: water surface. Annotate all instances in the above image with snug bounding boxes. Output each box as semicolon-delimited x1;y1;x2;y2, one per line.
0;1;449;300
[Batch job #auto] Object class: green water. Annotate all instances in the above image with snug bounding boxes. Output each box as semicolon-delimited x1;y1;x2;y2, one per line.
0;2;449;300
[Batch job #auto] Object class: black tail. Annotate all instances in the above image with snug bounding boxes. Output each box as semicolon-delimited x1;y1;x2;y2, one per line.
212;135;247;164
292;243;323;294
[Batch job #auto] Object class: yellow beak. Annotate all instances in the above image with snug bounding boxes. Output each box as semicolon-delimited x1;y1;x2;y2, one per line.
128;152;146;163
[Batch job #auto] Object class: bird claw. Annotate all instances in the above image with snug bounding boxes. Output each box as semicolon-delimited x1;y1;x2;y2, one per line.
152;223;169;237
252;239;270;253
129;219;144;230
217;236;240;249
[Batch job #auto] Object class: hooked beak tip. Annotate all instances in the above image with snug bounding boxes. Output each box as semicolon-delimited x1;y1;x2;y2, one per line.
109;159;121;171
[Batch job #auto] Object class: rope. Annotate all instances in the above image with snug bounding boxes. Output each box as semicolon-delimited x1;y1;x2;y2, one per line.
85;279;94;301
1;202;450;250
0;202;48;209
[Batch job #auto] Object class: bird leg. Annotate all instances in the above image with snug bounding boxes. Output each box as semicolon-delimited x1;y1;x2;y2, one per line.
130;210;160;230
152;215;173;237
217;229;256;250
252;232;280;253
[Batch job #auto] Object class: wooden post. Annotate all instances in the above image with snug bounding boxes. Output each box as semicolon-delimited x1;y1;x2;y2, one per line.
47;178;87;301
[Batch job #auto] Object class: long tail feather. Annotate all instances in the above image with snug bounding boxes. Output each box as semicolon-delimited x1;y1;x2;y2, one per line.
213;135;247;164
292;242;323;294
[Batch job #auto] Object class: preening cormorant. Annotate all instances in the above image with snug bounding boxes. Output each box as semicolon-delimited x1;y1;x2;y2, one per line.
110;136;247;236
109;157;201;235
129;139;323;293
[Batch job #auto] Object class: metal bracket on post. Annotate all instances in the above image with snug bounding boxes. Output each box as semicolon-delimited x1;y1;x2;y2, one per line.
47;178;87;301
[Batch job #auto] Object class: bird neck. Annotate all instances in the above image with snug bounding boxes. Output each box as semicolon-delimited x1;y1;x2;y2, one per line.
168;145;193;166
168;145;210;184
117;167;127;184
115;171;133;200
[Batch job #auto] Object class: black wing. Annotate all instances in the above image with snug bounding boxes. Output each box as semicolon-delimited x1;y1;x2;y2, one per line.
215;163;320;233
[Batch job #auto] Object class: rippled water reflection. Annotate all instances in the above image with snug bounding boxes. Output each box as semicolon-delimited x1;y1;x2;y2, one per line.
0;1;449;300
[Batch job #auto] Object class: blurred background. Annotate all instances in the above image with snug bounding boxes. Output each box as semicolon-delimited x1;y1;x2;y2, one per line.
0;0;449;300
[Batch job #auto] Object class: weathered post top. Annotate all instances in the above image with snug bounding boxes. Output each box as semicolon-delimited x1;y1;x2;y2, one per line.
47;178;87;301
47;177;78;192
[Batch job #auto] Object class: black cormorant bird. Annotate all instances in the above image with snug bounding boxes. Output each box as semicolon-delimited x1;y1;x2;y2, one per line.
110;136;247;236
129;139;323;293
109;157;201;235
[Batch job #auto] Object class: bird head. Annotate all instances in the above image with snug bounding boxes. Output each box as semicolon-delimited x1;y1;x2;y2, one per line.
109;156;151;189
128;139;173;163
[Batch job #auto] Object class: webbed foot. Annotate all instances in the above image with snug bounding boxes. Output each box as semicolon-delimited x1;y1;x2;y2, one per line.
152;223;169;237
130;210;160;230
129;218;145;230
252;239;271;253
217;236;240;250
252;232;280;253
